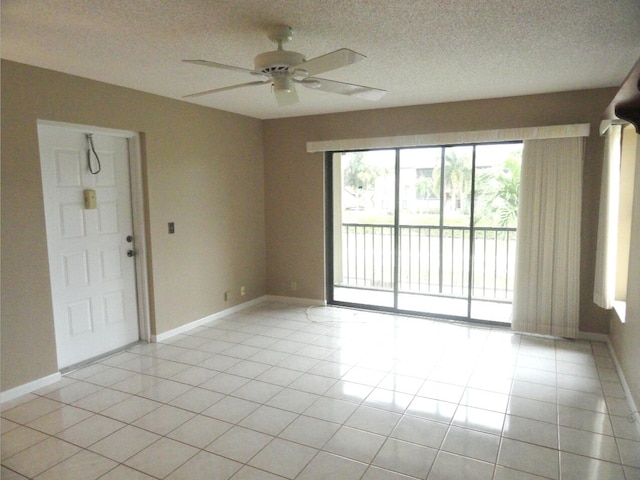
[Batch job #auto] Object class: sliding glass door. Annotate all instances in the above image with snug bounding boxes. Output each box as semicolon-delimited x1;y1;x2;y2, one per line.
328;142;522;324
331;149;397;308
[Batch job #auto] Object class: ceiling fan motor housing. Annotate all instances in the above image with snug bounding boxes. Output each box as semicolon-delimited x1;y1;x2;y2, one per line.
254;50;306;75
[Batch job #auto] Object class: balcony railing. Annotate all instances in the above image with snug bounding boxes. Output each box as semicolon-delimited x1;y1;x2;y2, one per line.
338;223;517;302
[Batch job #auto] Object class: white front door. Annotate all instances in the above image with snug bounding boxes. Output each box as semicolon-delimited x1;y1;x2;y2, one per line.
38;124;140;368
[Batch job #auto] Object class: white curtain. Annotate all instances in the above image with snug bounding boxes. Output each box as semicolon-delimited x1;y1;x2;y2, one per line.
593;125;622;309
512;137;584;338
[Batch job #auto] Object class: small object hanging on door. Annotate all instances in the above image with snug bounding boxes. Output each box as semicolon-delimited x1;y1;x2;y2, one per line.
86;133;102;174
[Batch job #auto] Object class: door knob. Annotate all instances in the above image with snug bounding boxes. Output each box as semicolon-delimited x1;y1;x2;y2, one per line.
126;235;134;243
127;249;135;257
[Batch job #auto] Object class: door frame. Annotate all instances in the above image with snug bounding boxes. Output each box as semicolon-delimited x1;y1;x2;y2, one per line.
325;146;516;327
37;120;152;352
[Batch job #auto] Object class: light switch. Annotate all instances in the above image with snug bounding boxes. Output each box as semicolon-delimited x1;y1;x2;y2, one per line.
168;222;175;234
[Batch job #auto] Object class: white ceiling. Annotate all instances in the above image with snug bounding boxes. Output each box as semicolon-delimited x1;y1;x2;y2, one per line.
2;0;640;120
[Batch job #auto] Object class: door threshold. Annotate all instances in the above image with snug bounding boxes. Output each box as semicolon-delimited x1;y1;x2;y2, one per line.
60;340;145;375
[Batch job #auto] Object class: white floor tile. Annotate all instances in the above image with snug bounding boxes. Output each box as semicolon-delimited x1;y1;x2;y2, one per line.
131;404;194;435
25;405;93;435
559;451;625;480
297;451;368;480
451;405;505;435
624;465;640;480
502;415;558;449
558;426;620;463
372;438;437;478
56;414;126;448
167;415;232;448
229;465;288;479
558;404;614;435
303;396;358;424
88;425;160;462
3;437;80;478
33;449;116;480
498;438;559;479
493;466;552;479
249;438;317;478
361;466;417;479
1;426;48;461
345;405;401;436
124;437;198;479
324;426;386;463
617;437;640;468
233;380;283;403
390;415;448;449
406;396;456;423
205;426;273;463
364;388;413;413
202;396;260;423
3;397;64;424
100;395;162;423
165;450;242;480
506;396;557;424
440;426;500;463
239;405;298;435
460;387;509;413
279;415;340;448
427;451;494;480
3;302;640;480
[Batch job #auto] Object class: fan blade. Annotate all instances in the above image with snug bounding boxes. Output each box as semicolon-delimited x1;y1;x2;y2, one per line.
274;83;299;107
183;80;268;98
183;59;262;77
299;77;386;101
295;49;365;77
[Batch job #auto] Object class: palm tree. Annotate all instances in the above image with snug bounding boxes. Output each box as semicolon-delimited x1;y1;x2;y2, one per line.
475;156;521;227
431;150;472;213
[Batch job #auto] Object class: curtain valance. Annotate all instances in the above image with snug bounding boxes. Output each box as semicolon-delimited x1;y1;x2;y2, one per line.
306;124;590;153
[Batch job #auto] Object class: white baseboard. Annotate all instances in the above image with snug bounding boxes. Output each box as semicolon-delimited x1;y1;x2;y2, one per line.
0;372;62;404
607;339;640;436
266;295;326;306
152;296;269;343
577;331;610;342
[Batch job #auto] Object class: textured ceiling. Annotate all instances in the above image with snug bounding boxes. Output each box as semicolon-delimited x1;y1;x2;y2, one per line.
2;0;640;120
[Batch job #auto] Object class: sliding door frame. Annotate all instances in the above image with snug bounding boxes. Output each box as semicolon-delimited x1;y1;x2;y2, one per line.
325;143;518;326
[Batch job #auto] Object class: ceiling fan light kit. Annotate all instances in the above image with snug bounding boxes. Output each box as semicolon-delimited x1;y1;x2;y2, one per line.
183;25;386;106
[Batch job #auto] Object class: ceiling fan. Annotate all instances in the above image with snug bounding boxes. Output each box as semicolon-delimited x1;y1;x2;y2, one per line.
183;25;386;106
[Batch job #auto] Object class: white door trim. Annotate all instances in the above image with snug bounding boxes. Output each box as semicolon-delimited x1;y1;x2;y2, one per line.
37;120;152;345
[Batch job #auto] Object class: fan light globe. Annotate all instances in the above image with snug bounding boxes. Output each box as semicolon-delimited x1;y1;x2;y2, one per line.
273;75;292;93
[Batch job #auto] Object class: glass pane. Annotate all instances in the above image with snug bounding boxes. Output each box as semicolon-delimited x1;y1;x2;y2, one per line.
332;150;396;308
396;147;470;316
442;146;473;227
398;148;441;297
470;143;522;322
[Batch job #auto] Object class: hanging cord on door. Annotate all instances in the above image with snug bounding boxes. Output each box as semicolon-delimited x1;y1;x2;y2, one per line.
86;133;102;174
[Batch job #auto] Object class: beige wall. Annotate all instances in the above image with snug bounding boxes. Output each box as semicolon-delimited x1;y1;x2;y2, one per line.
1;60;266;391
4;58;634;399
263;89;617;334
610;133;640;413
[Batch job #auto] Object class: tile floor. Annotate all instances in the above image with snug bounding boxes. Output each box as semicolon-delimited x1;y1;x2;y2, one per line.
2;301;640;479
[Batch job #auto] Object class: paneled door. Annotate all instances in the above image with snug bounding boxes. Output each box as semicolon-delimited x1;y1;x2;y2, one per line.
38;124;139;368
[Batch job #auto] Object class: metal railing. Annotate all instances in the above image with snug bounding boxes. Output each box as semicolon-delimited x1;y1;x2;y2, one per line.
338;223;517;301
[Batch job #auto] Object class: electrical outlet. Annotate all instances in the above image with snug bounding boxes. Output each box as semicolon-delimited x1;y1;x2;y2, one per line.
168;222;175;234
290;281;297;291
240;286;246;296
224;291;230;302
